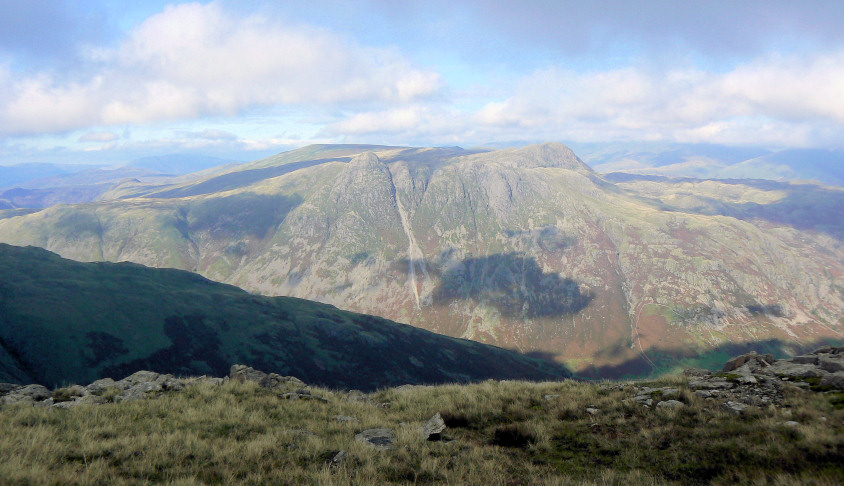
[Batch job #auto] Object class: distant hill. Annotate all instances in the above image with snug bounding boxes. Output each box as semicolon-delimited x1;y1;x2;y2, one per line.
581;143;844;187
715;149;844;186
0;163;96;191
0;244;568;389
125;153;240;175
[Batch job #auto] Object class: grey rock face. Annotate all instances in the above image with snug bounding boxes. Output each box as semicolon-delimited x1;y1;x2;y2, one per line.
421;413;447;441
0;383;20;395
355;428;396;451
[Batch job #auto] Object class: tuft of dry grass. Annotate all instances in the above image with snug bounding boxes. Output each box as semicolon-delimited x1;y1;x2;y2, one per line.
0;375;841;485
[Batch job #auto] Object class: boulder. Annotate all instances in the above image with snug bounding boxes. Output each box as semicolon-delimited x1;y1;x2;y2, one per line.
87;378;117;395
633;395;653;407
585;408;600;416
723;401;748;415
683;368;711;378
325;450;355;467
819;372;844;389
818;356;844;373
722;352;774;372
689;379;734;390
120;371;161;386
421;413;448;441
355;428;396;451
768;361;828;378
736;375;758;385
656;400;684;409
16;384;51;401
0;383;20;396
53;385;88;403
261;373;305;390
790;355;818;365
230;364;267;384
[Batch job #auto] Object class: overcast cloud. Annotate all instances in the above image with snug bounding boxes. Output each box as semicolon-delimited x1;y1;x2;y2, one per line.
0;0;842;164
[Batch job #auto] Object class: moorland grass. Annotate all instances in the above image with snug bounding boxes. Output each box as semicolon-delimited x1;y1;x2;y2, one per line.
0;375;842;485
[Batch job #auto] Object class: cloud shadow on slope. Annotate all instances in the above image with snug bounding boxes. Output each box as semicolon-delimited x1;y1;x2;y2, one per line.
149;157;351;199
187;192;303;240
395;252;593;319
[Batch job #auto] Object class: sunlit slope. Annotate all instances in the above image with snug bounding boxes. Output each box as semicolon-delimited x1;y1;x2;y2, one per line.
0;244;567;388
0;143;842;375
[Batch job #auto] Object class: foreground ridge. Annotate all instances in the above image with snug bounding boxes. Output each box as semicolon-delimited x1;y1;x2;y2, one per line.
0;353;842;485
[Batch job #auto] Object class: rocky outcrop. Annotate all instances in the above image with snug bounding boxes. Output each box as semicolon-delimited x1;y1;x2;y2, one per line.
0;364;308;409
229;364;306;390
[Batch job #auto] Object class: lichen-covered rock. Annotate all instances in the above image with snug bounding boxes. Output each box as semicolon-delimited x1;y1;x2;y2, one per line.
421;413;447;441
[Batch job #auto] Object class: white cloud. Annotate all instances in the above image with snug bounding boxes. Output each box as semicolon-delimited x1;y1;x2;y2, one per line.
0;1;441;136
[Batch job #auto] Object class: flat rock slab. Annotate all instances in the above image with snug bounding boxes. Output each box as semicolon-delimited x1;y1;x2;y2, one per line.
355;428;396;451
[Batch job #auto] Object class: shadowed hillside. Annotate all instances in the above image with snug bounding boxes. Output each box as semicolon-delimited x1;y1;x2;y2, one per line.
0;244;569;389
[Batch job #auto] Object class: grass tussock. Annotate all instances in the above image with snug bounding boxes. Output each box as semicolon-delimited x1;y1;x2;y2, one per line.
0;376;842;485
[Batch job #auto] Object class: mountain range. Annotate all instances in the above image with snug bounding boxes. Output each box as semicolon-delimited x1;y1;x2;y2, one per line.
0;143;841;376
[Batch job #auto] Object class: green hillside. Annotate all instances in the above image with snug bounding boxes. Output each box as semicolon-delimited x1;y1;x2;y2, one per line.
0;244;568;389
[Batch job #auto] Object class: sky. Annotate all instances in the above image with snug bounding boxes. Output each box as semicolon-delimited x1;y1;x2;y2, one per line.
1;0;843;166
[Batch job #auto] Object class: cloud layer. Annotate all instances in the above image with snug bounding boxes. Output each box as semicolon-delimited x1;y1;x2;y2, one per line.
1;0;843;157
0;2;440;136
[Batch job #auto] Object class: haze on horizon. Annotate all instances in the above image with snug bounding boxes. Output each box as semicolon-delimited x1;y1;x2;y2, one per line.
1;0;843;166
